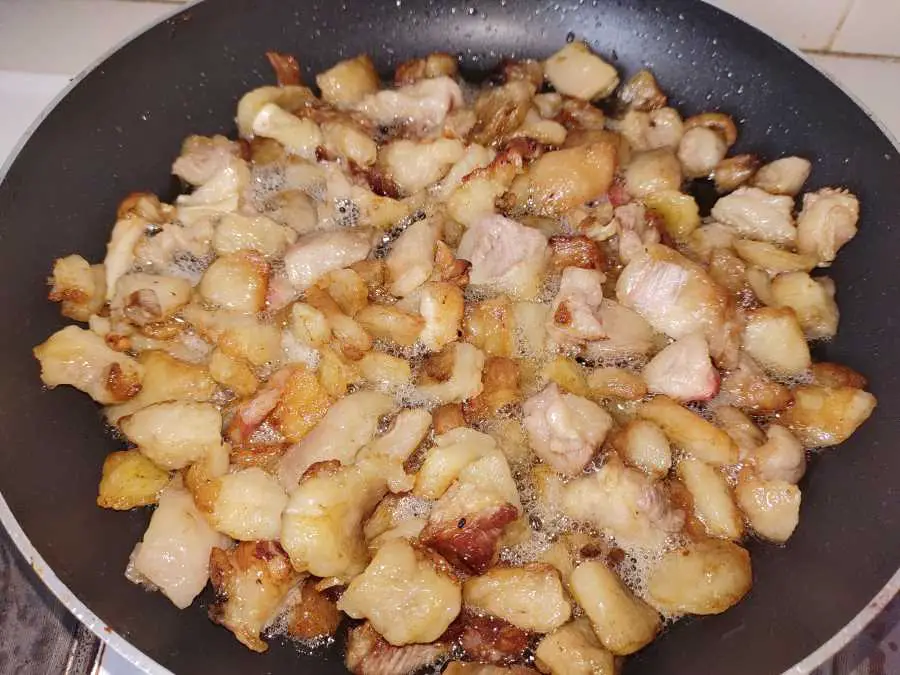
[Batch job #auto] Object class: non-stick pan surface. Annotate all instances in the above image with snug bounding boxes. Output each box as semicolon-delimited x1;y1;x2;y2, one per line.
0;1;898;673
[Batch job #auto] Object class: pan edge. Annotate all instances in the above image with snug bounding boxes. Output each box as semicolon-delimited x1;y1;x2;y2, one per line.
0;1;196;673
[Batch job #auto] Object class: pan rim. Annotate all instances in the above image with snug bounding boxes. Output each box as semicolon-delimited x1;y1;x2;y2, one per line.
0;1;897;673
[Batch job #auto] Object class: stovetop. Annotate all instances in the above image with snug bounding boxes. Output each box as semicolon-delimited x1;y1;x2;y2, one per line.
0;527;99;675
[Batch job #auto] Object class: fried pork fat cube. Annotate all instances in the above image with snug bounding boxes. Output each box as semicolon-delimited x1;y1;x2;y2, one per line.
208;541;301;652
457;215;549;300
610;420;672;479
48;254;106;322
105;350;216;424
456;611;532;665
462;564;572;633
569;561;660;655
544;41;619;101
503;142;617;217
417;434;522;575
410;342;486;406
285;578;343;641
120;400;223;470
562;455;684;549
546;268;607;346
535;618;615;675
641;333;719;402
735;468;801;543
283;229;374;292
676;457;743;541
783;385;876;447
276;390;395;488
281;458;388;581
647;539;752;615
280;409;430;579
345;622;451;675
356;76;463;131
522;383;612;476
34;326;143;404
97;449;170;510
194;467;288;541
616;244;735;366
127;480;228;610
338;539;462;646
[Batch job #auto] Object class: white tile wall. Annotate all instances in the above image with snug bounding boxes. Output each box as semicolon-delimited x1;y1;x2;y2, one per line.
832;0;900;56
1;0;898;70
704;0;854;51
0;0;176;76
0;70;70;160
76;0;900;57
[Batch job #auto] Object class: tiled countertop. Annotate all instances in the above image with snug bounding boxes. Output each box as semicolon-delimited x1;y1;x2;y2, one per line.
0;1;898;674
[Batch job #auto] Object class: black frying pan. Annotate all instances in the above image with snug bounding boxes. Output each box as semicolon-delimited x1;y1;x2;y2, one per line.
0;1;898;673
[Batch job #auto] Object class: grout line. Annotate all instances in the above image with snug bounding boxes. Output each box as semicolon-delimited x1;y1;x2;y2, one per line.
825;0;857;51
803;49;900;64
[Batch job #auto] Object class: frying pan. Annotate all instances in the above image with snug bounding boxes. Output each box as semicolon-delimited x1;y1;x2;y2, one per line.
0;0;898;673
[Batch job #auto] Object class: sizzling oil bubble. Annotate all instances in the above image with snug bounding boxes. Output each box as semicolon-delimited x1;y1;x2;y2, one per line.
279;161;327;201
334;198;361;228
686;400;716;423
391;494;434;521
499;527;552;565
250;164;287;203
613;535;684;606
372;210;427;259
248;420;285;446
771;369;814;388
269;619;337;656
163;251;215;286
281;330;320;368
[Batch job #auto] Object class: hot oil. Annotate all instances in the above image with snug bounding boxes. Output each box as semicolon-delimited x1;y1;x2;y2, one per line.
391;493;434;521
499;527;553;566
160;251;214;286
281;330;321;369
462;284;492;305
536;271;562;306
584;350;650;373
266;611;336;656
372;209;426;259
613;534;684;611
285;634;336;655
249;420;286;446
685;399;716;423
250;163;287;204
771;370;813;388
334;198;362;229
